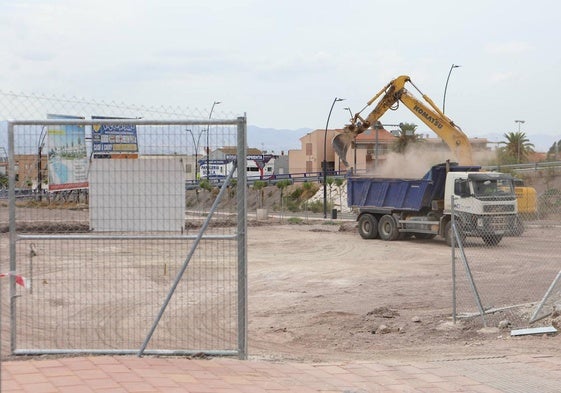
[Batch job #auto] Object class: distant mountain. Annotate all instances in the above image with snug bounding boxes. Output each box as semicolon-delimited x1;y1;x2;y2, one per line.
247;125;312;154
0;122;313;156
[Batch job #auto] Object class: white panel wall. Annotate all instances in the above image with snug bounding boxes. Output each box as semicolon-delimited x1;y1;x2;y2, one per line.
90;158;184;232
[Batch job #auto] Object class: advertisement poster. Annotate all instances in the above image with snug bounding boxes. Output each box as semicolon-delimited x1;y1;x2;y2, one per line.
46;114;89;191
92;116;138;159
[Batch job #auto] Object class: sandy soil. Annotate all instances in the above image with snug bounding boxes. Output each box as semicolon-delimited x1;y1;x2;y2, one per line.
244;223;561;362
2;199;561;363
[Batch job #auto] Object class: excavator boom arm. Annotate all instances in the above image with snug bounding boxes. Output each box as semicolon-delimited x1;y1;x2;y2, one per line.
333;75;473;166
399;89;473;165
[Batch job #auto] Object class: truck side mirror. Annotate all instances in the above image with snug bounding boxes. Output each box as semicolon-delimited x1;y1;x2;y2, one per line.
454;179;470;197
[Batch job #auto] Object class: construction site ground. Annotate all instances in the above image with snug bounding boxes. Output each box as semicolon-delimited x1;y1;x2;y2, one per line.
2;193;561;391
2;187;561;362
244;222;561;363
2;217;561;392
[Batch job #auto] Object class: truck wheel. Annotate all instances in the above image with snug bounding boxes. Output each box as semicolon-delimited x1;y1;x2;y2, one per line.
358;214;378;239
482;233;503;246
378;215;399;241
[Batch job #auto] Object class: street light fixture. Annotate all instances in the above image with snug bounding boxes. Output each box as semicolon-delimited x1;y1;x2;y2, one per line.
515;119;525;163
186;128;206;182
442;64;461;115
206;101;221;179
323;97;345;219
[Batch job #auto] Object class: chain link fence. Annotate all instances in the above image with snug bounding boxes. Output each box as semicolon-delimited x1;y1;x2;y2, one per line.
0;92;248;358
452;188;561;331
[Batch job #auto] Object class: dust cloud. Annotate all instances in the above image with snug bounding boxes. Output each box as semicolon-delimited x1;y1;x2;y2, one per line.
368;144;497;179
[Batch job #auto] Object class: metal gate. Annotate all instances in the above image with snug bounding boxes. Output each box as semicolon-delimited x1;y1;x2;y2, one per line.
451;193;561;331
2;118;248;359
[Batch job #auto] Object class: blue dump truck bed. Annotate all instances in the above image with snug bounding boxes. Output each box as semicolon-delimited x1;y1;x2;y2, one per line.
347;163;481;211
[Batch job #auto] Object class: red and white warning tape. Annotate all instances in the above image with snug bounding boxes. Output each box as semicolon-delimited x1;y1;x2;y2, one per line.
0;272;30;289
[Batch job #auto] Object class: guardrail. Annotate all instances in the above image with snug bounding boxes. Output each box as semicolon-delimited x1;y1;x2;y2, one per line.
185;170;349;189
483;160;561;173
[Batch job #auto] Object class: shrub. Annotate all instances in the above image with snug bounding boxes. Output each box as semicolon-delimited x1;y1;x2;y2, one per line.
199;179;212;192
290;188;303;199
307;200;324;213
287;217;304;225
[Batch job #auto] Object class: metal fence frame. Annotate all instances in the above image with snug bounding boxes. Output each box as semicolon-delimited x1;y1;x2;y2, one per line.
451;192;561;331
4;117;248;359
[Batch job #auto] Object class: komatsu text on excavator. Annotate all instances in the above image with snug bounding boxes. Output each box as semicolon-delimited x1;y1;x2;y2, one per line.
335;75;531;245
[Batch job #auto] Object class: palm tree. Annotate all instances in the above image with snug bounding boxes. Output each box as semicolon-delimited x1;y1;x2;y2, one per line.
502;131;535;164
392;123;423;153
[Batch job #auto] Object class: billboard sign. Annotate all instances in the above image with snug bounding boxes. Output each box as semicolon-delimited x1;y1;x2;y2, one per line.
46;114;89;191
92;116;139;159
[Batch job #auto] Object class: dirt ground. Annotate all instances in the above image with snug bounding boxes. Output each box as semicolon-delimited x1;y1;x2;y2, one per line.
245;223;561;363
2;196;561;364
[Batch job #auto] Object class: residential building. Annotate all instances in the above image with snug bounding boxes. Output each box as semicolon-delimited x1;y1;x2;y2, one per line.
288;128;495;176
288;128;397;175
288;129;341;175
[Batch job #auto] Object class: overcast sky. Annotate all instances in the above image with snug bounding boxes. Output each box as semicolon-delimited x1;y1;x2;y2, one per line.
1;0;559;150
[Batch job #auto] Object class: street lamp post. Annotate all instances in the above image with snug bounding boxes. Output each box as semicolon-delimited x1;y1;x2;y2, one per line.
206;101;221;179
323;97;345;219
37;126;48;201
186;128;206;182
515;119;525;163
442;64;461;115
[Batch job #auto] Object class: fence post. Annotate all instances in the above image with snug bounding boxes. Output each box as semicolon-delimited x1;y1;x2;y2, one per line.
8;121;17;353
451;195;456;324
237;116;248;360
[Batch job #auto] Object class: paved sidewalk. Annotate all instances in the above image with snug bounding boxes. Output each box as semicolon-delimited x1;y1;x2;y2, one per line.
2;354;561;392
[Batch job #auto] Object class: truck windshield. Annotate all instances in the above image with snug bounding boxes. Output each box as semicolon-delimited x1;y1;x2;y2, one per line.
472;178;514;198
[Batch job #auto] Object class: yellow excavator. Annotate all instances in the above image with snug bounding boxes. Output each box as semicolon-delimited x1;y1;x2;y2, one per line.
333;75;472;167
332;74;536;230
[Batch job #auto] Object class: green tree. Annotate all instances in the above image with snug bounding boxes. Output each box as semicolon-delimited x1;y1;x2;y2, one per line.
276;179;292;210
392;123;423;153
252;180;267;208
228;179;237;199
501;131;535;164
199;179;212;192
198;178;214;205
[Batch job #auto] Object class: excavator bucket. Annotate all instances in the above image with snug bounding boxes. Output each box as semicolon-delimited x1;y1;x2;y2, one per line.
333;130;356;168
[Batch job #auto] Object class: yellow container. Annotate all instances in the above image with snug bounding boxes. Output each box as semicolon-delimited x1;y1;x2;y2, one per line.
515;186;537;214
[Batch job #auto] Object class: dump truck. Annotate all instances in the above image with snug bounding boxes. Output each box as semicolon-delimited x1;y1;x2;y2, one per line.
332;75;536;225
349;162;518;246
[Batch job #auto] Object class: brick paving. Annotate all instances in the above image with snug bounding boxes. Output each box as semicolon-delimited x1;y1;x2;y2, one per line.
2;354;561;392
